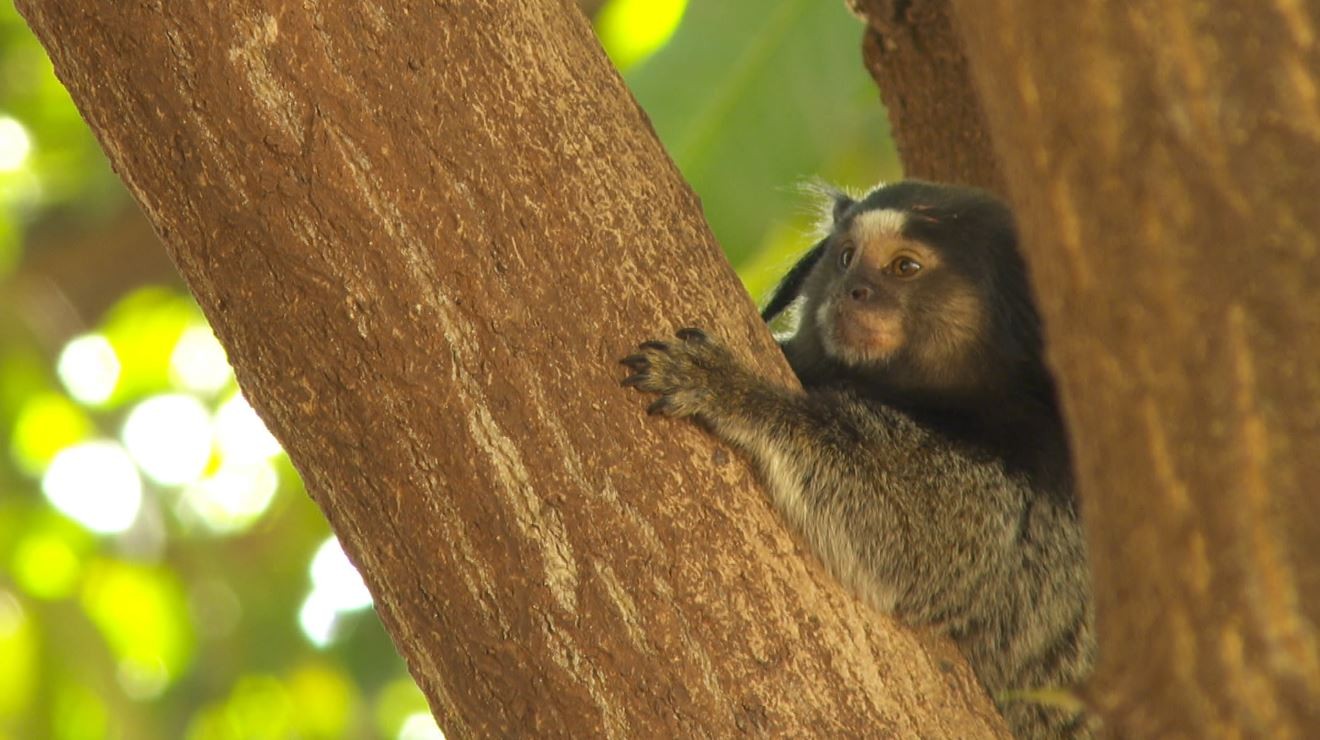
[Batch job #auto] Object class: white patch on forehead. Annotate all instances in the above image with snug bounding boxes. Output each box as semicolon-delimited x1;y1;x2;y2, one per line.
851;208;908;241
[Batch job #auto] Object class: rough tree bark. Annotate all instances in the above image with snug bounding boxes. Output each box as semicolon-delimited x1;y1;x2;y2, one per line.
851;0;1003;194
864;0;1320;736
15;0;1007;737
951;3;1320;735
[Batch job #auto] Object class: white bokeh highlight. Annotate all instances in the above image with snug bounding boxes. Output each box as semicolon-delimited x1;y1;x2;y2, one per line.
56;334;120;405
179;460;279;533
0;116;32;172
298;537;374;647
170;326;232;395
398;713;447;740
121;394;213;486
42;441;143;534
215;393;283;464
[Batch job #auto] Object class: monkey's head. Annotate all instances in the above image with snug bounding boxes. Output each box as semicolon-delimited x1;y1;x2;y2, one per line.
767;181;1047;406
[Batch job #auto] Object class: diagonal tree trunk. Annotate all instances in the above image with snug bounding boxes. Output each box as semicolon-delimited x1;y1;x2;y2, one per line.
15;0;1006;736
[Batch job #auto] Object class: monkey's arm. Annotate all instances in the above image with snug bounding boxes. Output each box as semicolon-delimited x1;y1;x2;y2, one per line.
621;328;1028;629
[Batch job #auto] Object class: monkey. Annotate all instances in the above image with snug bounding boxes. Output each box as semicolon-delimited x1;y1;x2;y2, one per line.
620;181;1095;738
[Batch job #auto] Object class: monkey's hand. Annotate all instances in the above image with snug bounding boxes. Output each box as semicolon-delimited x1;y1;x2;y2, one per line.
620;328;740;419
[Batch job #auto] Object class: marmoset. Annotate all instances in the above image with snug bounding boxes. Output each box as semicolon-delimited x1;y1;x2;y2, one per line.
621;181;1094;738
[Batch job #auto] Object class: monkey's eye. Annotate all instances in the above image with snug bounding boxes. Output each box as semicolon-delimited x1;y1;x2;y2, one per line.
888;256;922;278
839;245;856;269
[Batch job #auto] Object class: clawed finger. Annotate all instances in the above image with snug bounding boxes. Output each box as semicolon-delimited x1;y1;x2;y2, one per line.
620;354;650;371
646;397;672;416
675;327;707;343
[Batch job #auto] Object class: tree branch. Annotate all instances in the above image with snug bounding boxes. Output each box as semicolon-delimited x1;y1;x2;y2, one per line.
852;0;1002;193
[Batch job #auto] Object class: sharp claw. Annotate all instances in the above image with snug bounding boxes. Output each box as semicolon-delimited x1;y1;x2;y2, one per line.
620;373;647;388
676;327;707;342
620;354;650;370
646;397;671;416
639;340;669;352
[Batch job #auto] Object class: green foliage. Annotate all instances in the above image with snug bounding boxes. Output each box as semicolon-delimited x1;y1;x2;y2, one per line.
0;1;897;738
623;0;899;296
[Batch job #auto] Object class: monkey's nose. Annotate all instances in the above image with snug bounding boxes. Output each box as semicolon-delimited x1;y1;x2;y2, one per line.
850;285;872;302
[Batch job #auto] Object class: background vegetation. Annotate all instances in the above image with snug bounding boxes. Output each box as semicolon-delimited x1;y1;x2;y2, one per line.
0;1;895;737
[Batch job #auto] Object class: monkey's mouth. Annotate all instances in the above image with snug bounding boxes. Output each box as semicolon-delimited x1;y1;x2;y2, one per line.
817;300;904;365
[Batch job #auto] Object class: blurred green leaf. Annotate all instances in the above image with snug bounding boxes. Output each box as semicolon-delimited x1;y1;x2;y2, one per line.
286;661;355;738
100;288;202;407
0;591;35;719
81;560;196;696
9;391;91;476
9;512;90;600
51;681;108;740
222;675;293;740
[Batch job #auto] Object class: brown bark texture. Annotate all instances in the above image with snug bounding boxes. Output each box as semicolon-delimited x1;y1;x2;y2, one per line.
944;2;1320;737
15;0;1009;737
851;0;1004;195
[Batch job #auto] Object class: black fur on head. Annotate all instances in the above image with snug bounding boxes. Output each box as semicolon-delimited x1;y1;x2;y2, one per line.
770;180;1050;407
769;180;1067;488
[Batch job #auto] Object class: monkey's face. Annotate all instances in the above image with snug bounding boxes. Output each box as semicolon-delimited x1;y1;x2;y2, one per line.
811;207;988;390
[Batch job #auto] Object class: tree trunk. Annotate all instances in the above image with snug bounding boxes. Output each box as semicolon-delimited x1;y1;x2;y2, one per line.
852;0;1003;195
945;2;1320;736
14;0;1007;736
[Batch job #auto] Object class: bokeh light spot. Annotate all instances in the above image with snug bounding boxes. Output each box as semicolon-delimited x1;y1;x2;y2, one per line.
56;333;120;406
299;538;373;648
310;537;373;612
596;0;687;70
170;325;232;395
223;675;293;738
121;393;212;486
117;657;169;700
42;440;142;534
179;460;279;534
82;561;194;696
215;392;283;464
0;116;32;172
287;662;354;737
399;713;446;740
298;590;338;649
12;527;83;599
10;392;92;476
